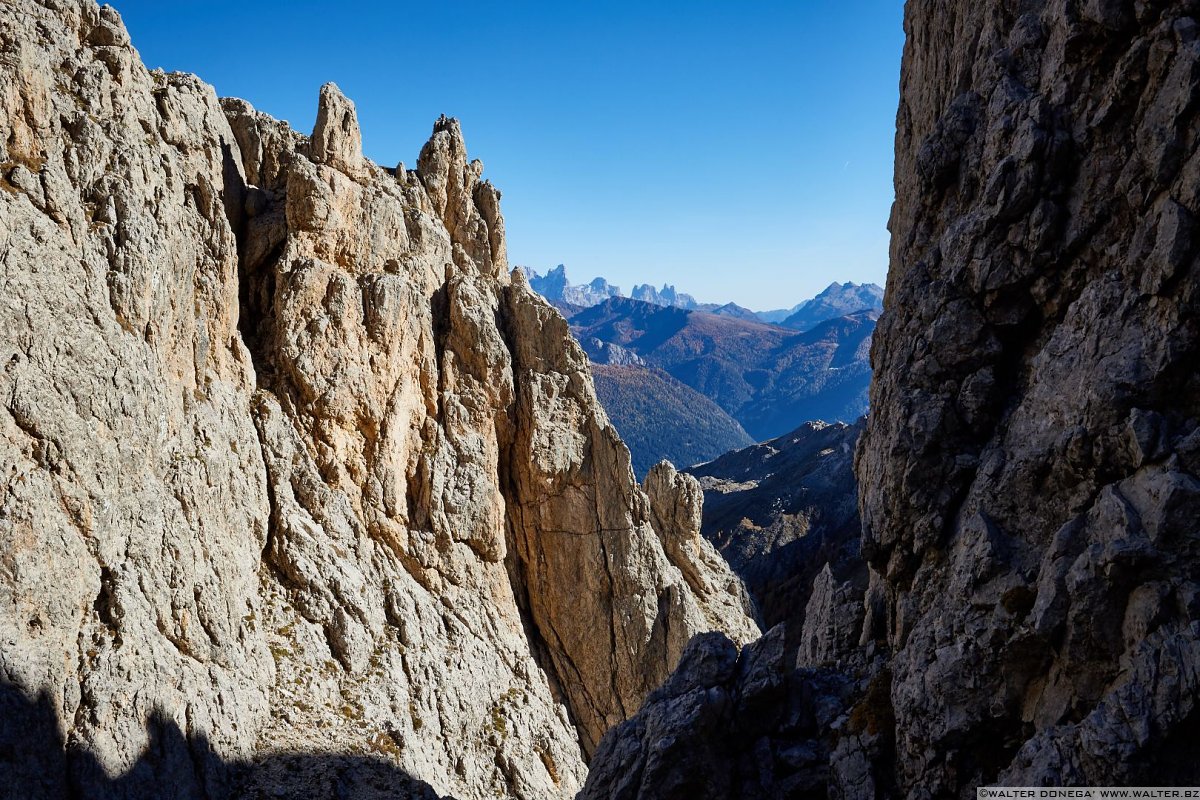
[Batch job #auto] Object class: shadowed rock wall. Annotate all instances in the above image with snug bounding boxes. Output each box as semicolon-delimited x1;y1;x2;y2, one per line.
859;0;1200;791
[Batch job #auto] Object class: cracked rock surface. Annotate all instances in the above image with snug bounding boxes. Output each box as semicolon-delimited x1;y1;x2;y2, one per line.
0;2;757;798
688;420;865;633
859;0;1200;792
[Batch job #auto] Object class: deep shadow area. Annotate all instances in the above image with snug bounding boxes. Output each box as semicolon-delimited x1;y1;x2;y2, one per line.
0;680;449;800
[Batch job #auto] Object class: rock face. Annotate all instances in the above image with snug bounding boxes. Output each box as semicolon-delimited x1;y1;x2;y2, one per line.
642;463;759;645
583;0;1200;796
858;0;1200;791
578;629;875;800
582;425;875;800
581;338;646;367
0;3;756;798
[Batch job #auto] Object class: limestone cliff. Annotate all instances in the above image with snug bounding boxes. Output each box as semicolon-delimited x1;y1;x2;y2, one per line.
858;0;1200;790
0;2;757;798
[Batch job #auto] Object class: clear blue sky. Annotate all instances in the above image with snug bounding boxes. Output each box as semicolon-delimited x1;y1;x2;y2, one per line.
112;1;904;311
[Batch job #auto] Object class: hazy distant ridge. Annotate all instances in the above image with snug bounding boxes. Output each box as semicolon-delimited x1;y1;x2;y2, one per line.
517;264;883;326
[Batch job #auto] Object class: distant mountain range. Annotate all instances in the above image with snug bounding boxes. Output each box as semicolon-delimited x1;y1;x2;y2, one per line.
775;282;883;331
520;264;621;309
518;264;882;331
590;365;754;478
519;265;882;475
571;297;876;440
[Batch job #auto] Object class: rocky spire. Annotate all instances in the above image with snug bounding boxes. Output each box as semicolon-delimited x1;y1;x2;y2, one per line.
309;81;366;179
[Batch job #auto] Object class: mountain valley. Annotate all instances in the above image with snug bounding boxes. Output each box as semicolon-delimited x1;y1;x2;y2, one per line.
519;269;883;473
572;296;876;443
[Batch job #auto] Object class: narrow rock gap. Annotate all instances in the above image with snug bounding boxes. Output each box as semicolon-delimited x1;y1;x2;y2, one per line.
429;281;449;427
236;242;281;389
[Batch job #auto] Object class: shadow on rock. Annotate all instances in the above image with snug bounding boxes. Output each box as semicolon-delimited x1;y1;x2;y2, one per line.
0;679;449;800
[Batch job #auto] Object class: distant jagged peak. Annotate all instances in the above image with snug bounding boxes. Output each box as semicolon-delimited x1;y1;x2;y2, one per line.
516;263;622;308
816;279;883;297
630;282;700;310
517;265;883;326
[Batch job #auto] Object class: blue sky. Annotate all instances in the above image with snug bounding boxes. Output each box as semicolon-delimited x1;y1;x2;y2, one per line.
113;1;904;311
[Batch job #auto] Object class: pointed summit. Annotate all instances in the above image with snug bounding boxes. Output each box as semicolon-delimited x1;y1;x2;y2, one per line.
415;116;506;273
310;82;366;179
431;113;463;139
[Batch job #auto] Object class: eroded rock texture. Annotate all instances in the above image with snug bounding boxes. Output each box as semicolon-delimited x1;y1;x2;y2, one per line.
858;0;1200;792
578;629;884;800
0;2;756;798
